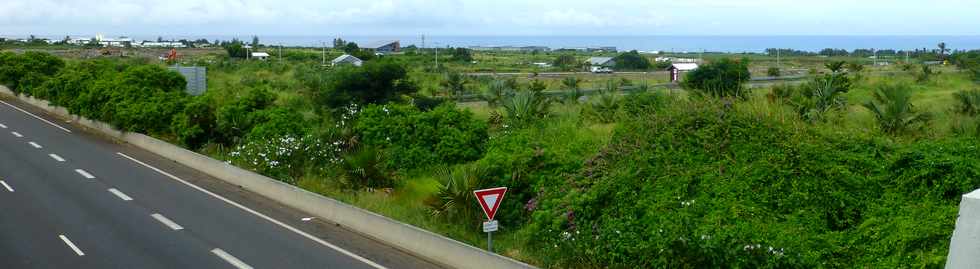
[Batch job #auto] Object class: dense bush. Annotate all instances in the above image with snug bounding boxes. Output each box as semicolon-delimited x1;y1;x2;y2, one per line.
682;58;751;98
613;50;652;70
0;51;65;93
528;99;968;268
313;59;417;110
355;103;488;170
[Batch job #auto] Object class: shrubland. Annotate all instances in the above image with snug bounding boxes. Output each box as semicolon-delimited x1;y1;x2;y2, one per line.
4;50;980;268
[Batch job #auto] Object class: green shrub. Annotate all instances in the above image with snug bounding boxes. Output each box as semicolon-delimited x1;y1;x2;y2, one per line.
767;67;781;77
0;51;65;93
526;98;973;267
953;89;980;116
355;103;488;170
682;58;751;98
172;97;216;149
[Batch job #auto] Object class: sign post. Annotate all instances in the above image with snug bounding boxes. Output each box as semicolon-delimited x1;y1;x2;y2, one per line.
474;187;507;252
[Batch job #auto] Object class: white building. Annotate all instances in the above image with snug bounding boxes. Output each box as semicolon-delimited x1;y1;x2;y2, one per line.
331;54;363;67
587;57;615;73
251;52;270;60
137;41;186;48
667;63;699;82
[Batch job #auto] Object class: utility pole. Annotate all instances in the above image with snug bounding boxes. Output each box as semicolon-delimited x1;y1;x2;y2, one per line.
322;42;326;66
421;34;426;55
777;48;781;69
873;49;877;66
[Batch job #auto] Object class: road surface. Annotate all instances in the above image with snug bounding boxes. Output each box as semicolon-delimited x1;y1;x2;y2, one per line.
0;97;441;268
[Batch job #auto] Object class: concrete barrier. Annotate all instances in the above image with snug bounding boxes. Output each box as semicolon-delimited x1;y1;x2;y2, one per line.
947;189;980;268
0;86;535;269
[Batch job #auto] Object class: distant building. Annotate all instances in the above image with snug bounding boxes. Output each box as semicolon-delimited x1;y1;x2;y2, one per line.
667;63;699;82
332;54;363;67
96;35;133;47
137;41;186;48
469;46;551;52
251;52;270;60
588;57;616;73
365;40;401;54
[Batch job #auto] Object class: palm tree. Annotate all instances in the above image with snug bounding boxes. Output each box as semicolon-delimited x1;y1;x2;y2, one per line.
443;71;467;97
428;164;488;222
862;84;932;135
483;79;512;107
825;61;847;73
938;42;950;62
561;77;583;104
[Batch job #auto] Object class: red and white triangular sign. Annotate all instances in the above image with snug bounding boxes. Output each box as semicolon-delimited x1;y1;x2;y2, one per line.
474;187;507;220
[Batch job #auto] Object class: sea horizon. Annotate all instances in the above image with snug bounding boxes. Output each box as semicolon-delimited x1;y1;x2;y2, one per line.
13;34;980;53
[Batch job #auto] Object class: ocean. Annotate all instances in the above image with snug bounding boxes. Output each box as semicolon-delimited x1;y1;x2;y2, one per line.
32;35;980;53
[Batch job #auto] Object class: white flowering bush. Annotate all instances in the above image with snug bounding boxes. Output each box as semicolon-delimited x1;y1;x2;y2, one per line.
229;134;340;184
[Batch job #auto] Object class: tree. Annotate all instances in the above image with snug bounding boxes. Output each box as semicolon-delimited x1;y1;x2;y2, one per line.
681;58;751;98
553;54;578;70
251;36;260;48
224;42;247;58
613;50;651;70
313;59;417;110
451;48;473;62
343;42;360;54
862;83;932;135
333;38;348;49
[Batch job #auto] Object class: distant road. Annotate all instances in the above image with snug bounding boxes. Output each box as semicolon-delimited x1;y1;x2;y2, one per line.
0;98;441;269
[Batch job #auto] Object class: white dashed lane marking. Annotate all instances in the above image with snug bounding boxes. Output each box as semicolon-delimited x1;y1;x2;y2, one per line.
58;235;85;256
108;188;133;201
151;213;184;231
211;248;253;269
74;169;95;179
49;154;65;162
0;180;13;192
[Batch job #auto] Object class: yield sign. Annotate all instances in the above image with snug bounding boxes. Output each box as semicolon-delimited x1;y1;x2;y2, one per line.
474;187;507;220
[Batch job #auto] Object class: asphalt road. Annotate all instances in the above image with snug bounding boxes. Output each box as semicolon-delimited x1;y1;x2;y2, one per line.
0;97;442;269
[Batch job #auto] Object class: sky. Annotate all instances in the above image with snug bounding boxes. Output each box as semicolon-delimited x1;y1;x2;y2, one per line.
1;0;979;37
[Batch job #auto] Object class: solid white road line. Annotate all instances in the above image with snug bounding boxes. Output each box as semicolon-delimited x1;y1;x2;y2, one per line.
58;235;85;256
151;213;184;230
108;188;133;201
28;141;42;148
211;248;253;269
0;180;13;192
0;123;6;128
0;101;72;133
74;169;95;179
49;154;65;162
116;152;387;269
11;131;22;138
